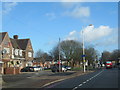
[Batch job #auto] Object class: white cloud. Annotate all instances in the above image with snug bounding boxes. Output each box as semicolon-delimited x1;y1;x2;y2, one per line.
81;25;113;42
45;12;56;20
69;30;76;35
65;30;79;40
65;25;117;47
2;2;18;14
94;28;118;46
64;6;90;18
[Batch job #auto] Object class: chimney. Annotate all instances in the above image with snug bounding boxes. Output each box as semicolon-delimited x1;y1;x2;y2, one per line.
13;35;18;39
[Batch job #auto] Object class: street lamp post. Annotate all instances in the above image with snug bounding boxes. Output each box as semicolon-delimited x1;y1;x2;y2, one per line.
82;24;93;73
82;27;86;73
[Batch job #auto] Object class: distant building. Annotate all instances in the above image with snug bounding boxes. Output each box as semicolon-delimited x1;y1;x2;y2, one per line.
0;32;34;74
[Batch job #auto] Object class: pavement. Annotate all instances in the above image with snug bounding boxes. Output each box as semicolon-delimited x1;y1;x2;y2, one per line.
1;69;96;88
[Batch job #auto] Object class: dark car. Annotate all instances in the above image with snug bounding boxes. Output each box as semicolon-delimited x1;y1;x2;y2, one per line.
51;64;68;72
51;65;59;72
21;66;34;72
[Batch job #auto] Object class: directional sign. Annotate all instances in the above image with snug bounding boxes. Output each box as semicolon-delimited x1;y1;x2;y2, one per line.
82;55;86;57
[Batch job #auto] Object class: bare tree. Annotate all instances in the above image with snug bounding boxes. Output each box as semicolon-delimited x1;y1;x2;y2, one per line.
101;51;111;64
35;49;47;66
85;47;98;66
110;49;120;63
50;40;83;67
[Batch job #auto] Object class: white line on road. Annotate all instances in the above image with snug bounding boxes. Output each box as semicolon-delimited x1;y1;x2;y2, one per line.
72;86;78;90
86;80;89;82
79;84;83;86
72;69;104;90
83;81;86;84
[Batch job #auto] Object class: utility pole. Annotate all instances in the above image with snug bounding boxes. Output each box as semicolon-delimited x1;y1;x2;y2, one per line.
58;38;61;72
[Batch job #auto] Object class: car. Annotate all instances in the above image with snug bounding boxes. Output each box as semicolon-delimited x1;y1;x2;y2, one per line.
51;65;59;72
62;66;67;72
105;61;112;69
51;64;67;72
21;66;34;72
44;67;50;70
64;66;72;70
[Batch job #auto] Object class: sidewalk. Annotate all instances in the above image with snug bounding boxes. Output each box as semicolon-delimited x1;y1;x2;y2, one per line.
2;70;94;88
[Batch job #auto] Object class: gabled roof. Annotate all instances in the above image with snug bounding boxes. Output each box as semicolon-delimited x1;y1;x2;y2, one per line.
10;38;30;50
0;32;32;51
16;39;29;50
10;38;20;49
0;32;7;44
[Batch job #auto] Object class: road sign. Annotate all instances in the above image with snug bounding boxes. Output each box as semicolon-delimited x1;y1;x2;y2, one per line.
82;55;86;57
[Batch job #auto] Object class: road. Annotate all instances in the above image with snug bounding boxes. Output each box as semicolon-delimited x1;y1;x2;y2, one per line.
44;68;119;89
2;70;78;88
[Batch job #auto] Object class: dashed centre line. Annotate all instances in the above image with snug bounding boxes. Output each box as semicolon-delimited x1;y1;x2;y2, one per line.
79;84;83;86
83;81;86;84
72;70;104;90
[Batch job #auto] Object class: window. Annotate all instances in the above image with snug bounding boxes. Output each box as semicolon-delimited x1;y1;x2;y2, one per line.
15;49;18;56
19;50;23;56
28;52;32;57
4;48;10;53
12;48;14;55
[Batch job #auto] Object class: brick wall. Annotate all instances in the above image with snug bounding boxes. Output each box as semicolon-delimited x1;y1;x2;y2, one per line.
4;67;20;74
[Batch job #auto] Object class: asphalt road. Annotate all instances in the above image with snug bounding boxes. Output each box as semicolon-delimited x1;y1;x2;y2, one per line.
45;68;119;89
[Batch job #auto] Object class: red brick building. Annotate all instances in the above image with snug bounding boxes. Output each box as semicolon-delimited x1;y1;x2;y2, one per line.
0;32;34;74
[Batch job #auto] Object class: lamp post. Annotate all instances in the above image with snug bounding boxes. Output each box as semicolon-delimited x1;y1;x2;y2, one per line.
82;27;86;73
82;24;93;73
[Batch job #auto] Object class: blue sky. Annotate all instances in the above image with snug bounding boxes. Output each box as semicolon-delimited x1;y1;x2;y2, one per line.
2;2;118;55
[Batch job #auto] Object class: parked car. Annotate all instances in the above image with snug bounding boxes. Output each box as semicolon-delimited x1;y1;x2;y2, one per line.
62;66;67;72
51;65;59;72
33;66;43;72
37;66;43;71
106;61;112;69
21;66;34;72
64;66;72;70
51;64;67;72
44;67;51;70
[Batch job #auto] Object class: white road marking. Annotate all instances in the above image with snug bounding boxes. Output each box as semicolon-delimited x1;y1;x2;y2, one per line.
72;69;104;90
86;80;89;82
83;81;86;84
72;87;78;90
89;78;92;80
79;84;83;86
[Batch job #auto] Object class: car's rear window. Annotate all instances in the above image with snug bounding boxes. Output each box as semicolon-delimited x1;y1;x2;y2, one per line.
106;61;112;63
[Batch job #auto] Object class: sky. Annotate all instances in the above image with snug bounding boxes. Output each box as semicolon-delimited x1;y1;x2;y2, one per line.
1;1;118;55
